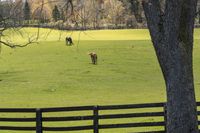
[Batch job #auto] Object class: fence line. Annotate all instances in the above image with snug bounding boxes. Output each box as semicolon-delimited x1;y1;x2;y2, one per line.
0;102;199;133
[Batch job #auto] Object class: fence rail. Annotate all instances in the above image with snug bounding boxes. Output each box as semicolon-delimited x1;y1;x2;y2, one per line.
0;102;199;133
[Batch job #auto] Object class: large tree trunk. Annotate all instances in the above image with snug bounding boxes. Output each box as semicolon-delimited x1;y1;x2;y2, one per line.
142;0;198;133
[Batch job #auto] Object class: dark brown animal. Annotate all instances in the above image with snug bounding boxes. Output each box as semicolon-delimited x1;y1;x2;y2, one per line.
66;37;73;46
88;52;97;65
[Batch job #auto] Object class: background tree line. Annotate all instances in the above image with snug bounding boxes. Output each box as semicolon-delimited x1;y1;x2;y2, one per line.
0;0;146;29
1;0;200;30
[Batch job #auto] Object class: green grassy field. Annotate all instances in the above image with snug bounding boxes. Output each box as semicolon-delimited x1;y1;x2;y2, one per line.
0;28;200;133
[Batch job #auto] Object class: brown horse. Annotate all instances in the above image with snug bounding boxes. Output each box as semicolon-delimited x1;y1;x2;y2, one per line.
88;52;97;65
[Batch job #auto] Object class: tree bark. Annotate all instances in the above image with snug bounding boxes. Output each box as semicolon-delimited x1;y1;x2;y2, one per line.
142;0;198;133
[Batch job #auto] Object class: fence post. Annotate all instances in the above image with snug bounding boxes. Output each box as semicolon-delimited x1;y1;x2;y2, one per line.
164;103;167;133
93;106;99;133
36;108;43;133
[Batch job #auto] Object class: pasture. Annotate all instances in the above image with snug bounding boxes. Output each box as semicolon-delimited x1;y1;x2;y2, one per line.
0;28;200;133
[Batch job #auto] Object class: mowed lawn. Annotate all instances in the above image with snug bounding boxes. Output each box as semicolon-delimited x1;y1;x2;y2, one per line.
0;29;200;133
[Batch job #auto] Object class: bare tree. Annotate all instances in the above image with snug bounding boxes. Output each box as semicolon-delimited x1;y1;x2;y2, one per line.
0;0;38;49
104;0;126;28
142;0;198;132
0;0;74;49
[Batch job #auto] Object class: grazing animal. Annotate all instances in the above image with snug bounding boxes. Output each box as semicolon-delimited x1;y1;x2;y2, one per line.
66;37;73;46
88;52;97;65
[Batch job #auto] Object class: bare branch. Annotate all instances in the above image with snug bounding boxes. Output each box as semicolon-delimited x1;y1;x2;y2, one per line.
0;0;75;49
65;0;74;16
0;35;38;48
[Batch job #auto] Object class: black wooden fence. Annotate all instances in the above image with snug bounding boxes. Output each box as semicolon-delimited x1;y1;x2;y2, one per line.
0;102;199;133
